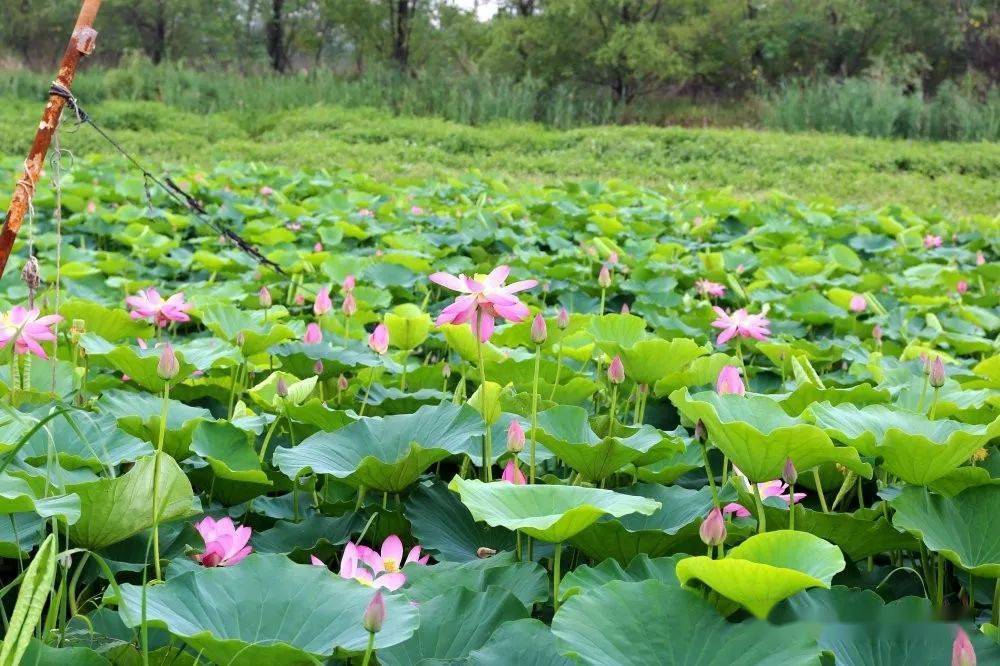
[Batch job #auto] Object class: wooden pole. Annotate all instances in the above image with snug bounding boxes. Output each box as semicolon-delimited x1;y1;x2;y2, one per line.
0;0;101;280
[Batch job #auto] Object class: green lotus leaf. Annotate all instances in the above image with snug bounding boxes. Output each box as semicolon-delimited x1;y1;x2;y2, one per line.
670;388;871;482
254;513;363;555
402;553;548;607
552;580;823;665
653;352;736;397
776;383;890;416
60;299;152;342
248;372;318;409
67;453;197;550
559;553;684;603
440;323;505;364
806;402;1000;484
274;403;484;492
783;291;846;324
590;313;648;353
9;639;110;665
200;302;297;356
99;389;211;461
118;554;418;664
890;485;1000;576
384;303;432;350
405;481;515;562
0;513;45;558
378;587;528;666
466;618;575;666
0;476;80;523
22;412;152;471
634;438;704;484
79;334;196;391
283;399;354;431
571;484;721;563
531;406;679;481
617;338;710;386
676;530;846;618
771;585;932;624
190;420;270;486
447;477;660;543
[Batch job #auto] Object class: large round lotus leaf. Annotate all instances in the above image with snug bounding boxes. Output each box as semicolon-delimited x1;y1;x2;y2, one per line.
405;481;515;562
634;440;703;484
190;420;270;485
0;477;80;523
99;389;211;461
67;453;197;550
13;639;110;665
551;580;823;665
253;513;362;555
22;412;151;471
384;303;432;350
776;383;889;417
466;618;575;666
378;587;528;666
200;302;297;356
771;586;933;625
118;554;418;665
531;406;678;481
675;530;846;618
274;403;484;492
78;334;197;391
617;338;710;386
402;553;548;607
571;484;719;563
806;402;1000;484
559;553;685;603
890;485;1000;576
589;313;647;353
447;477;660;543
669;388;871;482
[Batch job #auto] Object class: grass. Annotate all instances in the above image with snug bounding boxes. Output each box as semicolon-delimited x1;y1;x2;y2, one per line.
0;97;998;217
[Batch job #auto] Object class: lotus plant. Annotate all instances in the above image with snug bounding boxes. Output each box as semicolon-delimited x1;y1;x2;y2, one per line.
528;313;547;484
313;285;333;316
699;507;726;557
849;294;867;313
149;342;181;579
952;628;976;666
126;288;191;329
192;516;252;567
359;323;389;416
0;306;62;361
361;590;385;666
597;264;612;313
725;466;806;534
715;365;745;396
333;536;427;592
695;278;726;299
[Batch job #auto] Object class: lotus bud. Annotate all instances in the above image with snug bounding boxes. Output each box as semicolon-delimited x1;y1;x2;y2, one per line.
557;307;570;330
313;286;332;315
501;459;526;485
956;280;968;295
872;324;882;343
952;628;976;666
929;357;946;388
782;458;798;486
342;292;357;317
921;353;931;375
260;185;273;196
715;365;745;396
314;242;323;253
368;323;389;355
620;303;630;315
506;420;525;453
598;265;612;289
477;547;497;559
608;355;625;384
21;256;40;292
849;294;867;312
343;274;356;292
304;322;322;344
157;343;179;380
442;363;452;378
362;590;386;634
337;374;349;391
608;251;619;266
694;419;707;444
235;331;246;348
295;293;305;306
530;313;547;345
699;508;726;547
313;360;324;375
258;286;272;308
976;251;985;266
276;377;289;399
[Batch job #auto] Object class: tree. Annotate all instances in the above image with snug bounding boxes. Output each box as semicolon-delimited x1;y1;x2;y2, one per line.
267;0;290;72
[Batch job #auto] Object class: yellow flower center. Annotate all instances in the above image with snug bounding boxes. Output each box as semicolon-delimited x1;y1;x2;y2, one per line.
383;559;399;573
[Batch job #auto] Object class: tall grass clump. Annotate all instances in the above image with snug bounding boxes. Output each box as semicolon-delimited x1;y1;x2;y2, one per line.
763;77;1000;141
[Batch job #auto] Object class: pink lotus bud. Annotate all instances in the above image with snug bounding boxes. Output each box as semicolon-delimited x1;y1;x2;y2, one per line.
699;508;726;547
530;313;547;345
620;303;630;315
236;331;246;348
258;286;272;308
557;307;570;330
921;352;931;375
157;343;179;380
849;294;867;312
608;355;625;384
313;360;324;375
368;323;389;355
442;363;451;378
608;251;619;266
295;293;305;306
598;265;612;289
872;324;883;343
782;458;797;486
976;251;985;266
715;365;745;396
343;274;356;292
952;627;976;666
956;280;968;295
342;292;357;317
930;357;946;388
362;590;386;633
501;459;526;485
259;186;273;196
313;242;323;253
694;419;707;444
276;377;289;398
337;374;349;391
86;200;97;214
304;322;323;344
314;286;333;315
506;420;525;453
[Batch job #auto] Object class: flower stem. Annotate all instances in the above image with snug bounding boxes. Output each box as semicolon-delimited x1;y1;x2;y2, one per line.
361;632;375;666
928;387;940;420
359;365;377;417
399;356;408;391
992;575;999;625
552;542;563;612
475;330;492;482
813;468;830;513
700;441;719;509
752;481;767;534
151;383;170;580
608;385;619;434
548;342;564;401
259;415;281;463
599;288;606;315
937;554;946;610
529;345;541;484
788;483;796;531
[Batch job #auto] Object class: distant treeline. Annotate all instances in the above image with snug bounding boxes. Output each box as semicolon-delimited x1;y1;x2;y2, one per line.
1;1;997;140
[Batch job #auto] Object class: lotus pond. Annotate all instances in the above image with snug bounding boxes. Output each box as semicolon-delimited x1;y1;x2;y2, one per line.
0;160;998;665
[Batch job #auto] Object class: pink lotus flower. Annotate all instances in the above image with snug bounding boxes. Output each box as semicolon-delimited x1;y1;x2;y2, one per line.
368;323;389;355
310;555;325;567
314;286;333;316
304;322;323;344
724;468;806;518
710;307;770;345
607;251;620;266
343;292;358;317
343;275;356;292
410;206;424;215
715;365;745;396
0;307;62;359
699;507;726;547
501;459;526;484
86;201;97;214
358;208;374;218
506;420;525;453
314;242;323;253
530;313;547;344
849;294;867;312
126;288;191;328
362;590;386;633
976;251;985;266
608;355;625;384
286;222;302;231
192;516;252;567
872;324;883;343
620;303;630;315
952;627;976;666
338;536;426;591
259;186;274;196
597;265;612;289
430;265;537;342
695;279;726;298
956;280;968;295
924;234;943;249
557;307;570;330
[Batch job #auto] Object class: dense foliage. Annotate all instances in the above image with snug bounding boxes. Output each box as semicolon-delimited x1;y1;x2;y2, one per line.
0;160;997;663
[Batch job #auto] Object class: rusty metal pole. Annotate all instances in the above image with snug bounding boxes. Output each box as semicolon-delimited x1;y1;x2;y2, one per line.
0;0;101;280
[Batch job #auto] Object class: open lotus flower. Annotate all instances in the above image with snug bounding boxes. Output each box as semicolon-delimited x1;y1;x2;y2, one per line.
710;307;770;345
0;306;62;359
430;265;537;342
126;288;191;328
724;470;806;518
339;536;427;591
924;234;943;249
695;279;726;298
192;516;252;567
